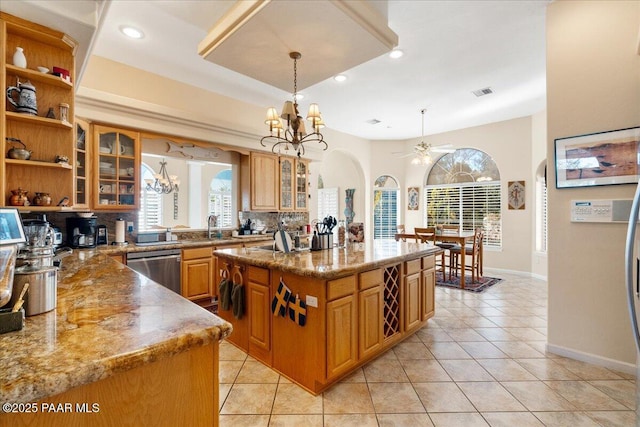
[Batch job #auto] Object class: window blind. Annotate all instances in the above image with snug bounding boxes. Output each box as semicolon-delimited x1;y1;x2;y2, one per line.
425;182;502;248
318;187;339;220
209;192;232;227
138;164;162;230
373;189;398;239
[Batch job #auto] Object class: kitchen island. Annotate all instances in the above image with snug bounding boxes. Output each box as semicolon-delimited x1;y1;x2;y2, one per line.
0;250;232;427
215;240;442;394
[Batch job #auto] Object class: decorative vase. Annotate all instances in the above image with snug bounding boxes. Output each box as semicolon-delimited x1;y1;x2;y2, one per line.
9;188;29;206
344;188;355;224
33;192;51;206
13;47;27;68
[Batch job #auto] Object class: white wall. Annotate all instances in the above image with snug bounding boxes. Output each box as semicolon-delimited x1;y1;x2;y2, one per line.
387;117;538;273
547;0;640;369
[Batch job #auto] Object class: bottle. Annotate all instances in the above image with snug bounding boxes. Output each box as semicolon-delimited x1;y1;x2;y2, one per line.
166;227;172;242
311;231;319;251
294;232;300;249
13;47;27;68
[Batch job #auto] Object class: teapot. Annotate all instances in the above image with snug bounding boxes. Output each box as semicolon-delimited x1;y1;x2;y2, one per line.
6;80;37;115
6;137;32;160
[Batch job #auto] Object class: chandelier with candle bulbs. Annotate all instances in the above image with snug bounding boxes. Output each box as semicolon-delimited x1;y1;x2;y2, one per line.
260;52;328;158
145;160;179;194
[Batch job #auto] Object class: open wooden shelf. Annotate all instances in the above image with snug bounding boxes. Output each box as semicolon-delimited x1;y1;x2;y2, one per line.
5;158;73;169
6;64;73;89
6;111;73;129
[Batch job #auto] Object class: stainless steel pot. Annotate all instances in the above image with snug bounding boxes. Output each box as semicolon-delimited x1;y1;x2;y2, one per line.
10;265;57;316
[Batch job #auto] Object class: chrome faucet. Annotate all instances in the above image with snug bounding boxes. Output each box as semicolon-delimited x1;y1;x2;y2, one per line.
207;215;218;239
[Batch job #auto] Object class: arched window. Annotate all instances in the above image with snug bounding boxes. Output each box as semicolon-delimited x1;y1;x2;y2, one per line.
138;162;163;230
424;148;502;247
209;169;232;227
373;175;399;239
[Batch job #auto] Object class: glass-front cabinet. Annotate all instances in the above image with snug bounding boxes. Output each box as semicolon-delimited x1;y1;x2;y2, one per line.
92;125;140;210
74;118;90;208
295;158;309;211
279;157;294;211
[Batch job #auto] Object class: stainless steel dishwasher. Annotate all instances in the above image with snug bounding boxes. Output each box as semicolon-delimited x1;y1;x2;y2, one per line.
126;248;181;294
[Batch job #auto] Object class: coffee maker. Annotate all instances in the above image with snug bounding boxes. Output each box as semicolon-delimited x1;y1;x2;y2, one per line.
66;217;97;248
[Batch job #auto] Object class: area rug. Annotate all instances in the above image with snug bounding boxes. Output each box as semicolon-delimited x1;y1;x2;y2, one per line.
435;272;502;293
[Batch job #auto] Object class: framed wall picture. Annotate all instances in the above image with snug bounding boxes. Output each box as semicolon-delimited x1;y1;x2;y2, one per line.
555;126;640;188
508;181;525;210
408;187;419;210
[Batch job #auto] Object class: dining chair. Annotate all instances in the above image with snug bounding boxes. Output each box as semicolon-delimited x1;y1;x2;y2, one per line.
414;227;447;280
449;227;484;283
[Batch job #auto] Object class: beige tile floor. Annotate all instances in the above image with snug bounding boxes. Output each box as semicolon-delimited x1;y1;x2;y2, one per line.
218;272;636;426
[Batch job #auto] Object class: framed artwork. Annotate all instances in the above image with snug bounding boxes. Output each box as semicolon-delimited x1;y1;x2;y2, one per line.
0;208;26;245
408;187;419;210
508;181;525;210
555;126;640;188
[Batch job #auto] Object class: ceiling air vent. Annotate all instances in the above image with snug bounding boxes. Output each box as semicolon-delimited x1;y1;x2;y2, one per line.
366;118;381;125
472;87;494;97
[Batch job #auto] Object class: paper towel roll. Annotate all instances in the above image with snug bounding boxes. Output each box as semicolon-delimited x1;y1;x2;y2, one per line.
115;219;125;243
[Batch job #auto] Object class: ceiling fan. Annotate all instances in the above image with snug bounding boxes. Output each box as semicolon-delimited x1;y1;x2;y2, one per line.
394;109;455;165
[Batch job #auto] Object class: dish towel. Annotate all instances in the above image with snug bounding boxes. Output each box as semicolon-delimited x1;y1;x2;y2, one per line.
288;293;307;327
219;278;231;311
231;282;244;319
271;279;291;317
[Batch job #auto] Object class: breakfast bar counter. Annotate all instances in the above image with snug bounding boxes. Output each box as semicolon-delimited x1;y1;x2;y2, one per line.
214;240;442;394
0;250;231;427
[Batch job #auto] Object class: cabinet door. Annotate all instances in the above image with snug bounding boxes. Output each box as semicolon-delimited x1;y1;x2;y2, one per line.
327;294;357;379
74;118;90;208
404;272;421;332
181;258;213;301
248;280;271;358
279;157;294;211
250;152;278;210
359;285;383;360
421;267;435;320
93;125;140;210
295;158;309;211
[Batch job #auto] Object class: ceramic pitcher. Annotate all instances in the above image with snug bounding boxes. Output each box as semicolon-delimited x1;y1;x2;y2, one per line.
6;80;37;115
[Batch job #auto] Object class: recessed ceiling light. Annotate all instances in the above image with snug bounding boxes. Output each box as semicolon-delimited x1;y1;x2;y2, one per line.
334;74;347;82
389;49;404;59
120;25;144;39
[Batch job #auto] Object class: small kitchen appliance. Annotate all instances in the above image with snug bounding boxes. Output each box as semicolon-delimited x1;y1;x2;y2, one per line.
66;216;97;248
96;224;108;245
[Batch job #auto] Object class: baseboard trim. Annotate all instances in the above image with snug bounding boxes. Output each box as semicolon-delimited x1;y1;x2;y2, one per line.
546;343;636;376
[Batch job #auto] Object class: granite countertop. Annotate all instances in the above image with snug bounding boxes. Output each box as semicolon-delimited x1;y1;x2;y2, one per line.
96;235;273;256
214;240;443;280
0;250;232;404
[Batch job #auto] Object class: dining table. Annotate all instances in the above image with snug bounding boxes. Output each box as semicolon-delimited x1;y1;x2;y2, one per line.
436;230;480;289
395;230;480;289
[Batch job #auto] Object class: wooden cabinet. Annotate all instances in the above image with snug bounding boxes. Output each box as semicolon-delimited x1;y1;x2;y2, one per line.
74;118;90;208
295;158;309;211
242;151;278;211
279;156;294;211
358;269;383;360
247;266;271;363
421;256;435;320
1;12;76;210
326;294;357;379
404;272;422;332
92;124;140;210
181;246;214;302
241;152;309;212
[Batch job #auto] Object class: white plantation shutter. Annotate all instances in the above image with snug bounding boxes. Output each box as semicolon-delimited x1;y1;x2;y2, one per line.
318;187;339;220
425;182;502;248
139;163;162;230
536;176;548;253
373;189;398;239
